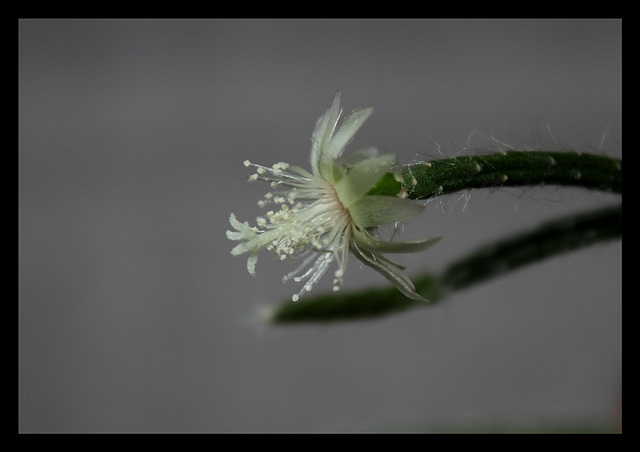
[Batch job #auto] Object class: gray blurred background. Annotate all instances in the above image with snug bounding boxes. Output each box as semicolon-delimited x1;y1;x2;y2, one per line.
19;19;621;433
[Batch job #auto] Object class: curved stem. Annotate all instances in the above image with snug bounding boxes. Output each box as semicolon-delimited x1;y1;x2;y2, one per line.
270;203;621;324
440;203;622;291
369;151;622;199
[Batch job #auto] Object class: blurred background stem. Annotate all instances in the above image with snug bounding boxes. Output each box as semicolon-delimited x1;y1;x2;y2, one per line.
271;203;621;324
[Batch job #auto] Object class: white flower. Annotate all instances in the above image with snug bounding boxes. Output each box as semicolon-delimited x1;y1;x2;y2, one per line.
227;92;440;301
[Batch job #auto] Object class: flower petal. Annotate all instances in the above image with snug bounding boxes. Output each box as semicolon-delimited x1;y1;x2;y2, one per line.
350;239;428;302
311;91;342;177
322;106;374;165
333;153;396;208
348;195;425;229
311;92;375;183
353;226;442;254
339;147;379;166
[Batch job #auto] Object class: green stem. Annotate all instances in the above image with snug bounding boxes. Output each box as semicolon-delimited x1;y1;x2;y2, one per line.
269;151;622;324
440;203;622;291
369;151;622;199
270;203;621;324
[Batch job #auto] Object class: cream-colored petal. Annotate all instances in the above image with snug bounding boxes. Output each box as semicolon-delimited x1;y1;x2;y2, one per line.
333;153;396;208
339;147;379;166
348;195;425;229
310;91;342;177
352;226;442;254
350;239;428;302
310;92;375;183
321;106;374;165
